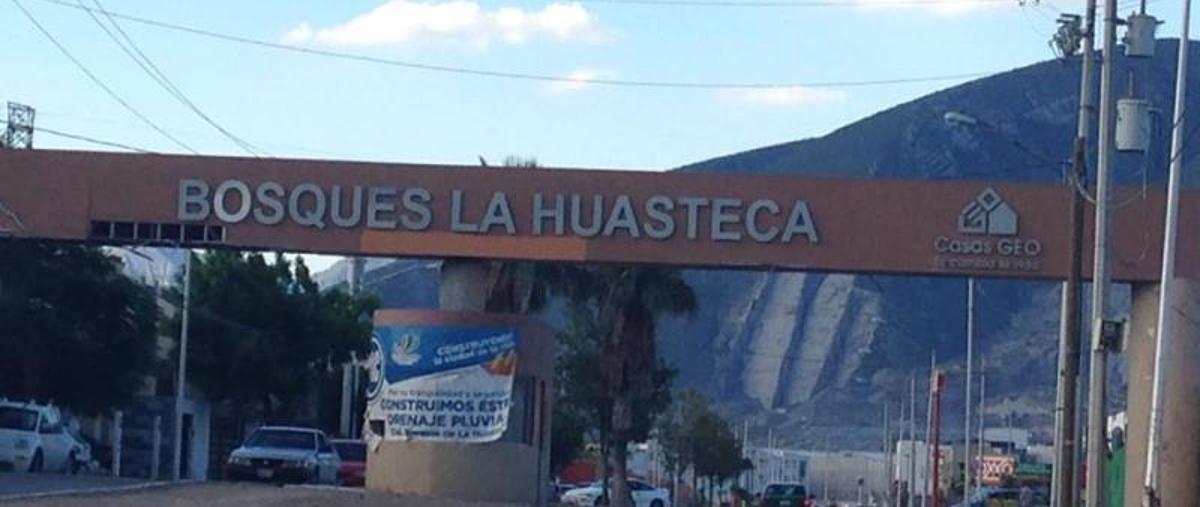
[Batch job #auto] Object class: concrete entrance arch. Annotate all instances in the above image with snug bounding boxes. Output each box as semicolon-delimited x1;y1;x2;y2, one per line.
4;148;1200;505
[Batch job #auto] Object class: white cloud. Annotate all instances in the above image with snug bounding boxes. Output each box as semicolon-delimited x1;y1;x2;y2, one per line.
727;86;847;107
281;23;314;44
853;0;1008;16
282;1;605;48
546;68;612;93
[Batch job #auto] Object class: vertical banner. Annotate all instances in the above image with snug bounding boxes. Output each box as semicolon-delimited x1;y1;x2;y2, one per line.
364;324;519;443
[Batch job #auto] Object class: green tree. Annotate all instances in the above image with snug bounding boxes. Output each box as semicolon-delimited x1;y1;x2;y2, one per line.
658;389;751;507
565;266;695;507
0;241;159;415
658;389;710;504
554;295;677;504
174;251;376;426
476;156;600;478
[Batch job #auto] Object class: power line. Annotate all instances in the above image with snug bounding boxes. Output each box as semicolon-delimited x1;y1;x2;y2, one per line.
80;0;265;156
37;0;1002;90
36;125;155;152
8;0;197;153
0;120;157;152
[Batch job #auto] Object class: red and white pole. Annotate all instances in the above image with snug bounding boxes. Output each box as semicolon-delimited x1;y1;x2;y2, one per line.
930;371;946;507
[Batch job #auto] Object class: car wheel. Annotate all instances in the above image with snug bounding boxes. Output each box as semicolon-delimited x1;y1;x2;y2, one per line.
28;449;43;473
651;500;664;507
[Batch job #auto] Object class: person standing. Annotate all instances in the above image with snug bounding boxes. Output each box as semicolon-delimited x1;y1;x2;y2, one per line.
1018;484;1034;507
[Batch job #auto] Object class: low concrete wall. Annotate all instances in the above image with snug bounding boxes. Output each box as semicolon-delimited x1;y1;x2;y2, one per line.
368;440;543;504
366;310;553;506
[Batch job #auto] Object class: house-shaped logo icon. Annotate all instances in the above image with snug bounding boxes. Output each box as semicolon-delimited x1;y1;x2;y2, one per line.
958;188;1017;236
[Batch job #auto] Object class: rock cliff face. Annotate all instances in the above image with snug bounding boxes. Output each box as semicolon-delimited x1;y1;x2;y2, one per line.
656;42;1192;446
322;41;1196;448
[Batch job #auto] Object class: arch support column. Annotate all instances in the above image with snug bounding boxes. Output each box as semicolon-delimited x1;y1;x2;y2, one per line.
1126;280;1200;507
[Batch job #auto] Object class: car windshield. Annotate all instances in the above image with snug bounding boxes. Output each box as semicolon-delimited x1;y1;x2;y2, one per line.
0;407;38;431
333;441;365;461
764;485;805;497
244;429;316;450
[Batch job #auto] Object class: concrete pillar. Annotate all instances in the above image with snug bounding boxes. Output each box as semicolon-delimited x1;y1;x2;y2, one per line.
1125;283;1158;507
150;415;162;480
437;260;490;311
367;312;553;505
367;272;555;506
1127;280;1200;507
111;410;123;477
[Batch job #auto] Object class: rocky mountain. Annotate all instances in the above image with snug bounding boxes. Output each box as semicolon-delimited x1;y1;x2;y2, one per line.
323;40;1198;449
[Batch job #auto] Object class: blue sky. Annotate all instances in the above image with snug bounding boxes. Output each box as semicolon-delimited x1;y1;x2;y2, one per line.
3;0;1195;271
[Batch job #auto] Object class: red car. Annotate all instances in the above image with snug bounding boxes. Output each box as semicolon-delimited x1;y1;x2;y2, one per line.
331;439;366;487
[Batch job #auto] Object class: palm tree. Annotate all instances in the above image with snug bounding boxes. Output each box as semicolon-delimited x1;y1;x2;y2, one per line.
464;158;696;507
584;266;696;507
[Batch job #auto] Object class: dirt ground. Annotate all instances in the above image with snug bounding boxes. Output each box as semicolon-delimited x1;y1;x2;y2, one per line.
0;482;528;507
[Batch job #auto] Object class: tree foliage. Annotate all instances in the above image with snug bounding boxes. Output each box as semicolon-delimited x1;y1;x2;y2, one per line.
552;266;695;507
173;251;377;421
0;241;159;415
484;157;695;504
553;301;676;479
658;389;752;506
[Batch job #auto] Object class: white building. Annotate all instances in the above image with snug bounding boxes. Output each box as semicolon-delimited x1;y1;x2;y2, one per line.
742;446;809;494
893;440;955;497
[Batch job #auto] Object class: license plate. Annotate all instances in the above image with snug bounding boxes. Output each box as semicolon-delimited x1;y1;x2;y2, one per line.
256;468;273;479
780;501;792;506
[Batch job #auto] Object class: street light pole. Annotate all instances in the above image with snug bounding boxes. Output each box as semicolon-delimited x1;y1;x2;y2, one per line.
1142;6;1190;505
964;277;974;505
171;249;192;481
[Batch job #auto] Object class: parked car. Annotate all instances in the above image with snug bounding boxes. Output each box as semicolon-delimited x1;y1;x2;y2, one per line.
225;426;340;484
757;483;812;507
330;438;366;487
561;479;671;507
0;400;89;473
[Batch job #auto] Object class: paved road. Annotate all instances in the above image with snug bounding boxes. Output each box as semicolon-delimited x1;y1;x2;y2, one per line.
0;472;151;499
0;482;526;506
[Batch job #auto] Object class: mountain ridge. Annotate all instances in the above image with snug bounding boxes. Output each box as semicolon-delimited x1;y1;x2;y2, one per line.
328;40;1197;448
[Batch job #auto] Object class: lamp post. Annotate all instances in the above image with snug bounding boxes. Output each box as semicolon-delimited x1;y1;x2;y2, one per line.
942;110;1083;507
1142;5;1190;505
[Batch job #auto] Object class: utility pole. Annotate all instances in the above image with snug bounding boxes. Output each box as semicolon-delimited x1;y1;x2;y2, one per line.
171;250;192;481
902;377;912;507
3;102;35;149
884;403;891;507
964;278;974;504
976;359;985;493
930;371;945;507
339;257;365;437
1050;3;1095;505
1143;4;1190;505
923;352;935;507
1084;0;1120;502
